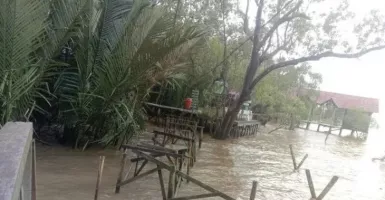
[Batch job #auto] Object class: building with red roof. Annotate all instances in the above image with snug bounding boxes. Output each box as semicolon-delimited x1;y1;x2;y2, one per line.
316;91;379;114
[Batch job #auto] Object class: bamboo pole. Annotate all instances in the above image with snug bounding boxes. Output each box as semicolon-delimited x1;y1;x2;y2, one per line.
305;169;317;199
94;156;105;200
249;181;258;200
115;152;127;193
317;176;339;200
289;145;297;170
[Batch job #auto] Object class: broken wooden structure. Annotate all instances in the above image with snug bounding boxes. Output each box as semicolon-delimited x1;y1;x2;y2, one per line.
289;145;308;171
305;169;339;200
115;143;237;200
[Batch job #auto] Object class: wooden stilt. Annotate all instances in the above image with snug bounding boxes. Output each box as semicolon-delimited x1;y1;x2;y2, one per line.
199;127;203;148
157;165;167;200
94;156;105;200
296;154;308;170
339;109;347;136
168;166;176;198
305;169;317;199
289;145;297;170
115;152;127;193
306;122;310;130
249;181;258;200
317;176;339;200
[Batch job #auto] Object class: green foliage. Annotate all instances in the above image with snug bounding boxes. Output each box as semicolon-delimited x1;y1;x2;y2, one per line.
0;0;204;147
254;64;322;124
1;0;52;124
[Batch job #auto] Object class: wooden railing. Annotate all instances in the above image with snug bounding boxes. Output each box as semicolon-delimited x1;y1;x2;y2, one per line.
0;122;36;200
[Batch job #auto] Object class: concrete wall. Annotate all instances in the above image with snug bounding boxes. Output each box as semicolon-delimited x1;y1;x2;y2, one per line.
0;122;33;200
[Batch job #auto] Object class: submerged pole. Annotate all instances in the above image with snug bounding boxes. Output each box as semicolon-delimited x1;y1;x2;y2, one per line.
94;156;105;200
249;181;258;200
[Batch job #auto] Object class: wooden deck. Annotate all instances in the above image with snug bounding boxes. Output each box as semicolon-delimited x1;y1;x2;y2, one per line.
299;120;341;133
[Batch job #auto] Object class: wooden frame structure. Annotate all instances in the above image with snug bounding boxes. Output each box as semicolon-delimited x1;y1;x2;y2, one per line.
229;120;260;138
115;143;236;200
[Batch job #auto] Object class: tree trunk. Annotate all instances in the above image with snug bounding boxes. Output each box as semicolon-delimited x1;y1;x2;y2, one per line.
214;92;248;139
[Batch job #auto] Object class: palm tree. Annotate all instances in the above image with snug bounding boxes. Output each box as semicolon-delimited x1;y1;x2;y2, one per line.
1;0;204;149
54;0;205;148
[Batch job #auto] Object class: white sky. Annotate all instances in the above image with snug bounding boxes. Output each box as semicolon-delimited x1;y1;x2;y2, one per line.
242;0;385;125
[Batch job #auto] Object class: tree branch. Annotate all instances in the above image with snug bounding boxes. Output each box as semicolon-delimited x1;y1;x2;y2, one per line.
237;0;252;40
258;1;306;51
250;45;385;89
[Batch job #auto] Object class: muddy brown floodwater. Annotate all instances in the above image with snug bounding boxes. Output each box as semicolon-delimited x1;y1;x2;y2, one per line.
37;125;385;200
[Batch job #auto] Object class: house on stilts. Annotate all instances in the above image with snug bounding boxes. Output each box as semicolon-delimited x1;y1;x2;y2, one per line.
300;91;379;139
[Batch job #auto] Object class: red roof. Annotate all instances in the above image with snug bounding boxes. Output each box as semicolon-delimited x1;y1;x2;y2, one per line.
316;91;379;113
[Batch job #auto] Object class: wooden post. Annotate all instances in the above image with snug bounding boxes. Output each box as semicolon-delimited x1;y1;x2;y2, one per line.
115;152;127;193
167;166;176;198
157;165;167;200
339;109;347;136
296;154;308;170
317;124;321;132
31;139;37;200
249;181;258;200
317;176;339;200
289;145;297;170
305;169;317;199
328;107;335;134
306;122;311;130
199;127;203;148
94;156;105;200
339;128;343;136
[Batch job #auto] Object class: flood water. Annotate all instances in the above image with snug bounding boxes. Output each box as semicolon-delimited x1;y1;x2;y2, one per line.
37;125;385;200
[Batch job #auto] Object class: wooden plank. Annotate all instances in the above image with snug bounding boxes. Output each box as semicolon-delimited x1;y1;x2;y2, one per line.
305;169;317;198
169;193;220;200
289;145;297;170
296;154;308;170
134;151;235;200
94;156;105;200
144;102;198;114
130;153;165;162
122;144;183;158
153;130;193;141
249;181;258;200
117;168;158;187
316;176;339;200
157;165;167;200
115;153;127;193
139;142;177;153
